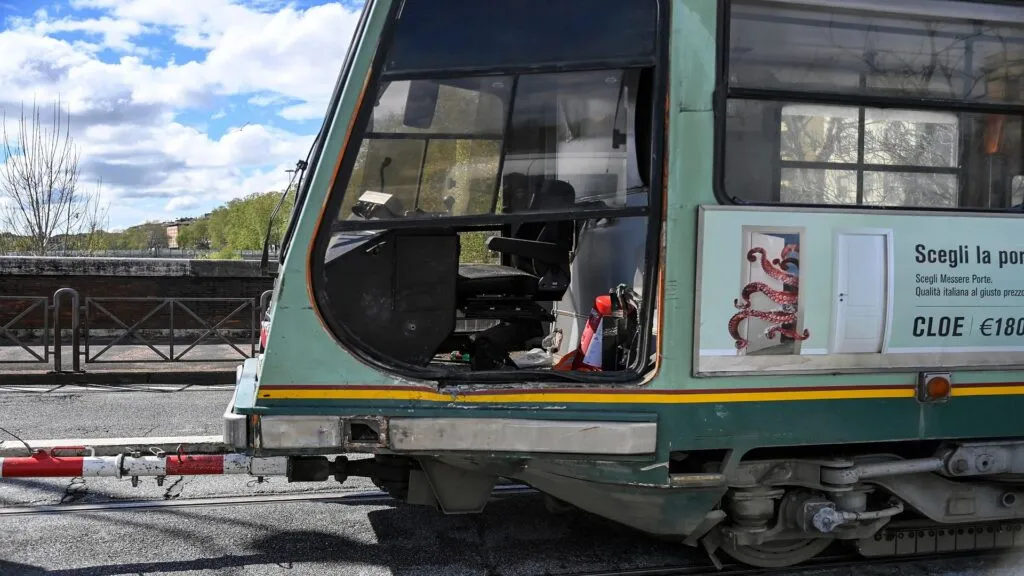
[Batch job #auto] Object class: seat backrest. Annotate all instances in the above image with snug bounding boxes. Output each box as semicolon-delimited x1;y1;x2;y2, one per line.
508;178;577;284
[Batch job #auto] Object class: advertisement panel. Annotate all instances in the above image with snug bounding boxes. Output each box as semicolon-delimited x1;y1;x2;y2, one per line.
695;206;1024;375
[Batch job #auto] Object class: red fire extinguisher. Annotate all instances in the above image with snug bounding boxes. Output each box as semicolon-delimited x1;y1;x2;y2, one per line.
564;284;639;371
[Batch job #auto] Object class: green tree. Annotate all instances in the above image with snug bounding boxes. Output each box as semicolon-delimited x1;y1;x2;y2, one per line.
207;206;230;250
197;189;294;258
86;230;121;251
121;222;168;250
177;219;210;249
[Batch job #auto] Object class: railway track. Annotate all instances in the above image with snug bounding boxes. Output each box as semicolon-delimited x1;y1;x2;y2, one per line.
0;483;536;516
562;547;1024;576
4;484;1023;575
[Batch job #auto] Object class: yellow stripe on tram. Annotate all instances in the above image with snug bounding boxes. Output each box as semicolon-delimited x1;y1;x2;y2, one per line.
255;386;947;404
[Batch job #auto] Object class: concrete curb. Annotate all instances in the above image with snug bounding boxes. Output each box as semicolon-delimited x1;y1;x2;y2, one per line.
0;369;236;386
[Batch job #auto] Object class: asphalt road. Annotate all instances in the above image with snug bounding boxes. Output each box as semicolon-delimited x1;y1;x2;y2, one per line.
3;386;1024;575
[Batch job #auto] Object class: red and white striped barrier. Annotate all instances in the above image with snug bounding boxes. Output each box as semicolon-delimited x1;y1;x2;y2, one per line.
0;448;288;479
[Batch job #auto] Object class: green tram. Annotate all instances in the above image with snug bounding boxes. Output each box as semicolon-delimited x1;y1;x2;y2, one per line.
235;0;1024;568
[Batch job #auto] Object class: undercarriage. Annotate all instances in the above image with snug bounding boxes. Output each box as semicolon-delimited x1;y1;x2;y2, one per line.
5;408;1024;571
683;439;1024;568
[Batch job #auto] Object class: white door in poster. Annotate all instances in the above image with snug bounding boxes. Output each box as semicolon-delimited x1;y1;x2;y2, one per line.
742;232;786;354
831;231;891;354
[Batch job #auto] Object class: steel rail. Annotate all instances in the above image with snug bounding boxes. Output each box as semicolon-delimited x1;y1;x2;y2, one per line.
0;490;393;516
0;483;536;516
561;548;1024;576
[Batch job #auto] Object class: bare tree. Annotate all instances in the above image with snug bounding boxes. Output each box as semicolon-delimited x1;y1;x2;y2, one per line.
0;97;92;255
69;177;110;253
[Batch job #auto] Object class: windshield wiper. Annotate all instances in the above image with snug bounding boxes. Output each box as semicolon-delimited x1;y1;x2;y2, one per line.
260;158;308;276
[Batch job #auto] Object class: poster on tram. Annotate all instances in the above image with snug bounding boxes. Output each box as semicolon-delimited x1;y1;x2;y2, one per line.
694;206;1024;375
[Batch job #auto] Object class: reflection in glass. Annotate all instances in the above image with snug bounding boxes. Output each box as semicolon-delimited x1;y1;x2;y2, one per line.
501;70;641;213
780;168;858;205
337;69;644;224
863;172;958;207
729;0;1024;106
1014;176;1024;207
862;109;958;168
780;105;860;164
725;99;1023;210
339;77;511;220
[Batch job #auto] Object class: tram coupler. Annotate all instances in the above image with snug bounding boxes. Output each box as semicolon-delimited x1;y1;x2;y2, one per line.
286;455;380;484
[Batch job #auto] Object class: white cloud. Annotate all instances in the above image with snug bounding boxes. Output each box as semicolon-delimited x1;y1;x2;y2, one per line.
0;1;363;229
69;0;264;49
6;1;361;116
248;93;287;107
279;101;325;121
164;194;200;212
21;16;153;53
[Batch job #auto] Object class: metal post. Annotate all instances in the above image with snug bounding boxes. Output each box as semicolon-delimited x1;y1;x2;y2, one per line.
169;298;175;361
259;290;273;319
53;288;81;373
257;290;273;357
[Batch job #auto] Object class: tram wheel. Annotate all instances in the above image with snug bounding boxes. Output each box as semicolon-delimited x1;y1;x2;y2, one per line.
718;537;832;568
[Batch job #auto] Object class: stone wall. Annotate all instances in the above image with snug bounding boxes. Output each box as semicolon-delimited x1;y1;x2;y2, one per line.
0;257;277;339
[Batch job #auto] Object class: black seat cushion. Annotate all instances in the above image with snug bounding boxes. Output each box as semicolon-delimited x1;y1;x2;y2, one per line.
457;264;539;298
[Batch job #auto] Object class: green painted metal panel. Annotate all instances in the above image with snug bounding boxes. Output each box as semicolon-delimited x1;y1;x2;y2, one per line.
256;0;412;389
208;0;1024;539
248;0;1024;418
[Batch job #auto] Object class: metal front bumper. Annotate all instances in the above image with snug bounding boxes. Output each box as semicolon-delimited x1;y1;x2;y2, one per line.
224;360;657;456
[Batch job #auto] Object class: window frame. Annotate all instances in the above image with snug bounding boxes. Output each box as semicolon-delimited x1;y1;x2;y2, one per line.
308;0;669;385
777;104;964;206
331;67;654;232
278;0;376;264
713;0;1024;213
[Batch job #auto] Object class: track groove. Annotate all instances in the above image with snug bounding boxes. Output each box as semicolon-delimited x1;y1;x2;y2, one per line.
0;484;536;516
561;548;1024;576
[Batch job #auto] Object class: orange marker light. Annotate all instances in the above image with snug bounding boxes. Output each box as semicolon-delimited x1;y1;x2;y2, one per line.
927;376;951;400
919;372;952;403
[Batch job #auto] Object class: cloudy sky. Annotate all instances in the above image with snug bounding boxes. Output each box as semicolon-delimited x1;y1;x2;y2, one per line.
0;0;363;230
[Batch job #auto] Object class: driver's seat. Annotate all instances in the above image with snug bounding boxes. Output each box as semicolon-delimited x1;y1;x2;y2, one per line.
451;176;577;369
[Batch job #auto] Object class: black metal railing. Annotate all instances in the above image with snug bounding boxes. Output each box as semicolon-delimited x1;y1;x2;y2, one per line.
83;297;256;363
0;296;49;364
0;288;273;373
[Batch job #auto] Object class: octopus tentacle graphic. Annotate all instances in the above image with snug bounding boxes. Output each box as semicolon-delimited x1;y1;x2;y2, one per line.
729;308;803;349
734;281;798;310
767;325;811;342
748;247;799;287
774;257;800;270
728;243;810;351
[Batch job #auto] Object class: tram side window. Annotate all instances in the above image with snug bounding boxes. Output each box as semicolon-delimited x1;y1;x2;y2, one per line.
721;1;1024;211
